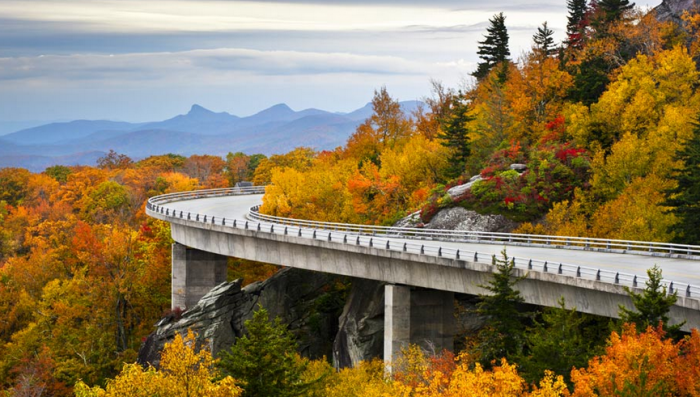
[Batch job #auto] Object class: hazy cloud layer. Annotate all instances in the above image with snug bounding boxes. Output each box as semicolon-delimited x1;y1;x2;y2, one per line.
0;48;472;81
0;0;662;124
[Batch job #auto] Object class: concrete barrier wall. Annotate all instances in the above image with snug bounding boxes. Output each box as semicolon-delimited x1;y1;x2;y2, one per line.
161;217;700;331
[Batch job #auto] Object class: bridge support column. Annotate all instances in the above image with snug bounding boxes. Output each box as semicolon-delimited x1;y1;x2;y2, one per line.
384;285;454;368
172;243;228;310
384;285;411;367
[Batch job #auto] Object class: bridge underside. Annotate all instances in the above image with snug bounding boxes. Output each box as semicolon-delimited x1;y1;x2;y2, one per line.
168;222;700;340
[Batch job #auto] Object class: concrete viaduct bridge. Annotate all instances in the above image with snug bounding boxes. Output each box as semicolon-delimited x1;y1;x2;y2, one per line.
146;187;700;363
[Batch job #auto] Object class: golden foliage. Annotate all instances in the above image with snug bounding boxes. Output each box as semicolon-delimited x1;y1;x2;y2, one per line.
74;329;242;397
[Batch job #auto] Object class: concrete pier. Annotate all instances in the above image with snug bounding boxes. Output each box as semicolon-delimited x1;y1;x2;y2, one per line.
171;242;228;310
384;285;455;366
384;285;411;365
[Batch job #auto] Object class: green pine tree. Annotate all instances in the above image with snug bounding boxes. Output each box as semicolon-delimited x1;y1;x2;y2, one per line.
597;0;634;23
590;0;634;36
472;13;511;82
618;265;684;336
665;120;700;245
474;249;528;366
565;0;589;50
517;297;602;386
533;22;557;59
437;92;473;179
568;54;611;107
218;305;318;397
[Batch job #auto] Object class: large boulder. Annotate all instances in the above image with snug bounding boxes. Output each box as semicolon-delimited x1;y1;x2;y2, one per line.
138;267;345;368
427;207;517;232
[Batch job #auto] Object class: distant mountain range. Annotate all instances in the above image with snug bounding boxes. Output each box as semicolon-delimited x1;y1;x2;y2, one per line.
0;101;422;172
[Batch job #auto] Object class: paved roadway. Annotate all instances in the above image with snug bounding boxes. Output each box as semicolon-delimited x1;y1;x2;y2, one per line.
163;194;700;288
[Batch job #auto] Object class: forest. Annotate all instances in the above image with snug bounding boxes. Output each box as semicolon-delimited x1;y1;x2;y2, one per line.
2;0;700;394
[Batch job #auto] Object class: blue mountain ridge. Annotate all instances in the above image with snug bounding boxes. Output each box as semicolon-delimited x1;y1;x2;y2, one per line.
0;101;423;172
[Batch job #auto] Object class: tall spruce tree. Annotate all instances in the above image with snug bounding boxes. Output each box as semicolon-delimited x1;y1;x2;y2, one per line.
472;13;510;81
474;250;529;366
598;0;634;23
533;22;557;59
619;265;684;336
665;119;700;245
565;0;589;50
516;298;600;386
438;92;473;179
219;306;318;397
591;0;634;35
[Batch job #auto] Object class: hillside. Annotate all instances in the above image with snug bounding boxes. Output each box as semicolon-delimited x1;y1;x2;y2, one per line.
0;101;422;172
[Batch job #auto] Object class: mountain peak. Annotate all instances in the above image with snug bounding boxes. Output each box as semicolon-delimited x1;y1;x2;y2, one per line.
187;104;214;116
269;103;293;111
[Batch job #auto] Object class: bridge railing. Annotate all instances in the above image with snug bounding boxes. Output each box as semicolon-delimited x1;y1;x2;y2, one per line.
247;206;700;259
145;187;700;300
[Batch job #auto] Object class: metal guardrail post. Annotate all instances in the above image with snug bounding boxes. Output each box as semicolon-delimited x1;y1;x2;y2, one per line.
544;262;548;273
614;273;619;284
386;240;390;249
596;270;601;281
356;236;360;245
669;282;674;295
328;233;332;242
558;263;563;274
313;230;316;238
528;260;532;270
421;245;424;254
456;250;460;259
633;275;637;287
403;243;407;252
438;247;442;257
369;238;373;247
576;266;581;277
687;285;692;297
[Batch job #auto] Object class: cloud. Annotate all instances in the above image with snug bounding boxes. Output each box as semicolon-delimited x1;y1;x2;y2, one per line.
0;48;474;83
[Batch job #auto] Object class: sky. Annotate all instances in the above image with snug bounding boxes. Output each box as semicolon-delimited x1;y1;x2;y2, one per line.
0;0;663;127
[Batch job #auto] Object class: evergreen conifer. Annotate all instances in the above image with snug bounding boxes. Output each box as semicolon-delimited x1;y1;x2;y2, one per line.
438;92;473;179
665;119;700;245
533;22;557;58
472;13;511;81
565;0;589;50
474;250;528;366
219;306;317;397
619;266;684;336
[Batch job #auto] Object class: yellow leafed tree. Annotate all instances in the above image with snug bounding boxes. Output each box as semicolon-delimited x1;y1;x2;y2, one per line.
74;329;242;397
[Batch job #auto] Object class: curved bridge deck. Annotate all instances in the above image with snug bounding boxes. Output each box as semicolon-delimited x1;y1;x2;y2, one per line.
147;188;700;332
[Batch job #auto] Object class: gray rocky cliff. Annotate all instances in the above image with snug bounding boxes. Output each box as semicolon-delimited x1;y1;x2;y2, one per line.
654;0;700;23
138;267;345;368
332;278;386;369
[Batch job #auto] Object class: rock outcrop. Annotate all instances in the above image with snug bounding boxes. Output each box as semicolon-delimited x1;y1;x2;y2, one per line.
138;267;345;368
333;279;386;369
395;170;519;233
425;206;518;232
446;174;482;199
654;0;700;23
